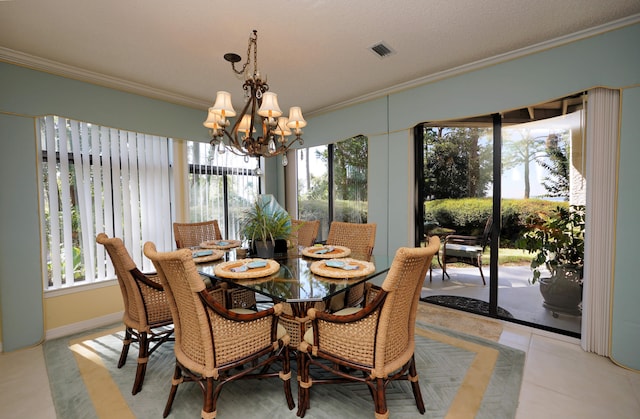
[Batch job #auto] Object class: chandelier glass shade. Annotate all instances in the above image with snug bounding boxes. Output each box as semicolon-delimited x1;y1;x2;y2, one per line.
203;30;306;166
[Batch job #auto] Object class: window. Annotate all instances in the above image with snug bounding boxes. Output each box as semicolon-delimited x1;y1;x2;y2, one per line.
39;116;174;290
186;141;261;240
296;135;368;240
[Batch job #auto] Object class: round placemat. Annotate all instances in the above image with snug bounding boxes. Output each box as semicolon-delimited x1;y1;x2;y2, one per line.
309;258;375;278
191;249;225;264
302;245;351;259
214;258;280;279
200;239;242;250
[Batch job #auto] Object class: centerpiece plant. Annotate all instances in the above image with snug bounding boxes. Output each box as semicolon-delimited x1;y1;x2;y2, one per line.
240;200;293;258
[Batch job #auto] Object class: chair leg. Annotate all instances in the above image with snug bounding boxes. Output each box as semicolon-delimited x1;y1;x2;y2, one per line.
408;355;426;414
163;363;182;418
118;327;133;368
132;331;148;395
281;347;295;410
478;258;486;285
203;377;216;419
296;352;310;417
373;377;389;418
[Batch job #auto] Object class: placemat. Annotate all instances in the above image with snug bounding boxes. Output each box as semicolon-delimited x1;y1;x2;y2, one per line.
191;249;224;264
213;258;280;279
302;245;351;259
199;239;242;250
309;258;375;278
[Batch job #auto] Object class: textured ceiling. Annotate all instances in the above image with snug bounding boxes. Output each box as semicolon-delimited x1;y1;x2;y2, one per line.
1;0;639;117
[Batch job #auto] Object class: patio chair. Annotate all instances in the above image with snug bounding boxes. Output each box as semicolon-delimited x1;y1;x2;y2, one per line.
325;221;376;309
296;237;440;418
441;216;493;285
173;219;223;249
290;219;320;247
143;242;295;418
96;233;174;395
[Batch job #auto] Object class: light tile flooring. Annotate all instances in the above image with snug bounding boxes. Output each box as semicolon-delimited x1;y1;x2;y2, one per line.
1;319;639;418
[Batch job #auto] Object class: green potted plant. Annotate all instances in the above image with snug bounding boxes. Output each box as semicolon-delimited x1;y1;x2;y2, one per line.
240;199;293;258
517;204;585;316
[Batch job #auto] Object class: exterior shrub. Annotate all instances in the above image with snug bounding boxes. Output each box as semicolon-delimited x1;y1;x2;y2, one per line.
425;198;568;247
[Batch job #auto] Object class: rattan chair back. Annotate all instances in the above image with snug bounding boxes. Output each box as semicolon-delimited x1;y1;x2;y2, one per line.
326;221;376;260
290;219;320;247
173;219;223;249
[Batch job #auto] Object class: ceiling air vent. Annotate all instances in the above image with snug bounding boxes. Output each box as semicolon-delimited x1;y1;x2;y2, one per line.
369;41;396;59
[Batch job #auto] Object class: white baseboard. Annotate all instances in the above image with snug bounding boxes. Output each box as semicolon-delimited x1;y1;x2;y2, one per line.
45;312;124;341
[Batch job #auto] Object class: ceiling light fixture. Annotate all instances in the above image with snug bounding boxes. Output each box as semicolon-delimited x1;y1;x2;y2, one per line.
203;30;306;167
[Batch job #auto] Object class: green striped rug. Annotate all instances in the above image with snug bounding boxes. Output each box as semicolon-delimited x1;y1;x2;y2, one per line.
44;321;524;418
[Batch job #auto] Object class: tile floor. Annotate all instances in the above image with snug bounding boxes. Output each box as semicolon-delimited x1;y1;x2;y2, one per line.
1;318;638;418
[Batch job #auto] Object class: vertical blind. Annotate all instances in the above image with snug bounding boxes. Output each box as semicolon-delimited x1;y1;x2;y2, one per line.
40;116;173;289
581;88;620;355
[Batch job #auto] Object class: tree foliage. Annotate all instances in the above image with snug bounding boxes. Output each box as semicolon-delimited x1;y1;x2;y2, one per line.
423;127;492;199
538;133;570;199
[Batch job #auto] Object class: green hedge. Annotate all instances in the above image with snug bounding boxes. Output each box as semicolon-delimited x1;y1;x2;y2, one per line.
425;198;567;247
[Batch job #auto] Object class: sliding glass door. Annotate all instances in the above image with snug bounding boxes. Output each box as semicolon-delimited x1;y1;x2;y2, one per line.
416;94;585;336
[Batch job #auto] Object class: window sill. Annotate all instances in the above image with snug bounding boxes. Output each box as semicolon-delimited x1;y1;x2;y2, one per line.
44;278;118;298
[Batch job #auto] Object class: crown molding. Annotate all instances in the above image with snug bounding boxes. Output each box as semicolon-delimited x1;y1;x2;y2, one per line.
0;48;210;110
308;14;640;117
2;14;638;116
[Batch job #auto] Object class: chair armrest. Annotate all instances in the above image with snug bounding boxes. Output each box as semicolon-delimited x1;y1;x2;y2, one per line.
309;289;386;324
198;289;279;321
131;268;164;291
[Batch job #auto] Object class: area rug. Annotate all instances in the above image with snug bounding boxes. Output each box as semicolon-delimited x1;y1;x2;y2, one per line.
416;302;503;342
43;322;524;419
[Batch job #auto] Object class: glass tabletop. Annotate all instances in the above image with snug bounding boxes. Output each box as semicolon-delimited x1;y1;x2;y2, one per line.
198;248;392;304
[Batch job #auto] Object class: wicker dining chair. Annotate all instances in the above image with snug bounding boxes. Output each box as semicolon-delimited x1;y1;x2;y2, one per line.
143;242;295;419
174;219;257;310
96;233;174;395
173;220;223;249
290;219;320;248
296;237;440;419
325;221;377;309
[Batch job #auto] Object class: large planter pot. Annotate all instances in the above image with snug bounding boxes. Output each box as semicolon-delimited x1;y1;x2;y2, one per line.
539;264;583;317
252;240;275;259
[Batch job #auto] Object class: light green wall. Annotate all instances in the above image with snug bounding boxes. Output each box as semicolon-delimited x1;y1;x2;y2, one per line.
612;86;640;370
0;113;44;351
302;22;640;369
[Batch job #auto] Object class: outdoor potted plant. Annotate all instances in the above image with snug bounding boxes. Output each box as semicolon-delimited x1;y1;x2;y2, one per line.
240;199;293;258
517;204;585;316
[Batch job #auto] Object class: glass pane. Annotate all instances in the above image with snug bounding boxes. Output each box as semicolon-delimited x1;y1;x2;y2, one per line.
500;110;584;335
297;145;329;241
422;125;494;315
187;142;260;240
333;135;368;224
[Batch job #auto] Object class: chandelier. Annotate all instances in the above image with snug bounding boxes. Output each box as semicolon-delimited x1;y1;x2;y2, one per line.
203;30;306;167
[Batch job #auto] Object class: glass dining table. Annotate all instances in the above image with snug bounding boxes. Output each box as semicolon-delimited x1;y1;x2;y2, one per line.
197;247;392;317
